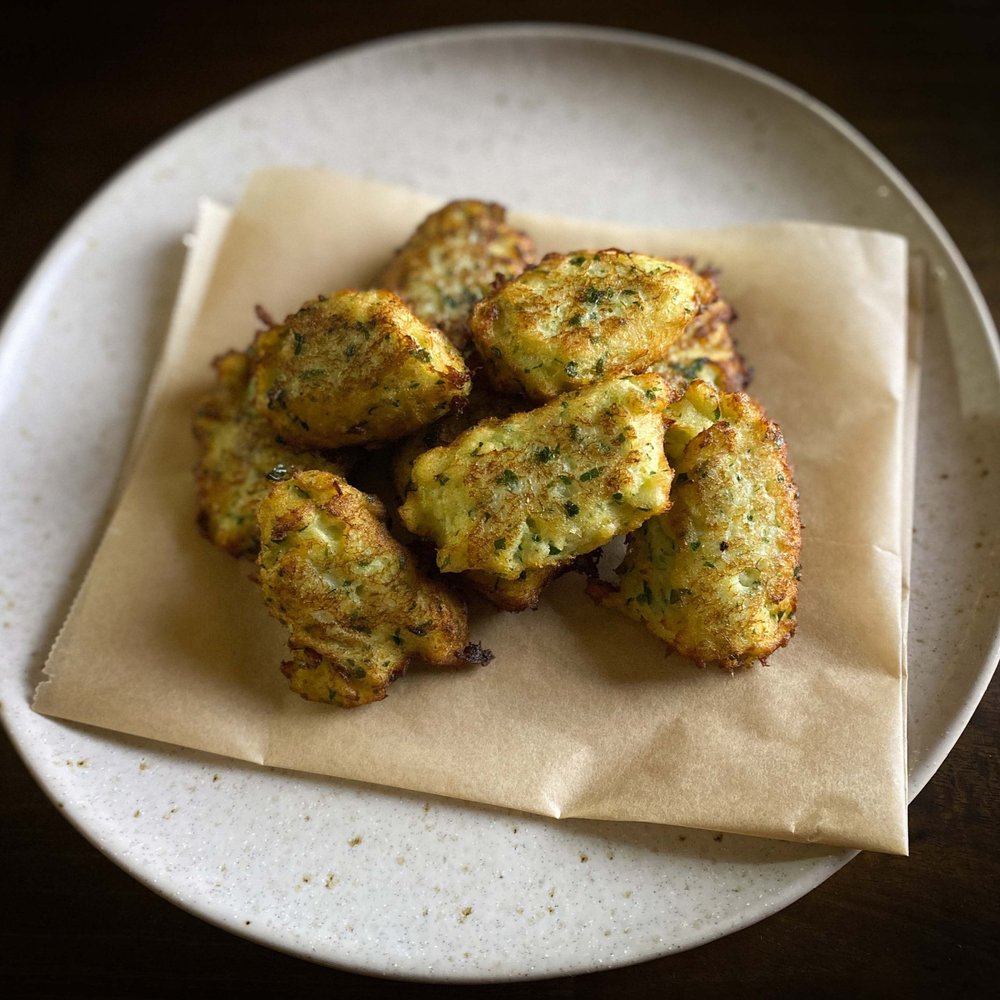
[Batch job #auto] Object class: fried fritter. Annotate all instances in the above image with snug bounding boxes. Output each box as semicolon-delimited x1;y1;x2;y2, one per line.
589;381;800;668
257;470;475;707
398;373;674;579
374;199;537;351
468;250;714;400
250;289;471;449
192;349;353;558
650;295;751;393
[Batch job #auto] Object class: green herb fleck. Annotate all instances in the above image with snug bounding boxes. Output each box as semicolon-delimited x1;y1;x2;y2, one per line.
579;467;601;482
564;501;580;517
670;359;705;381
494;538;507;551
497;468;520;489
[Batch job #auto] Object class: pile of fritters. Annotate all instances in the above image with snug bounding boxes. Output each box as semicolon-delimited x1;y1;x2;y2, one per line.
192;199;801;706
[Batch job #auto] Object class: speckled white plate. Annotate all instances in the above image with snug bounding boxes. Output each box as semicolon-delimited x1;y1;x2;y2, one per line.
2;24;998;983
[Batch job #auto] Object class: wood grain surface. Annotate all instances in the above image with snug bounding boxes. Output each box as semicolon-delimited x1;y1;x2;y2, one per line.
2;2;998;996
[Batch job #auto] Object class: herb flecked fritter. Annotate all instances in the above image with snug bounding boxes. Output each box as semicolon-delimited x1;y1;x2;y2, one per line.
468;250;714;400
398;373;674;578
589;380;800;667
257;470;480;707
251;289;471;449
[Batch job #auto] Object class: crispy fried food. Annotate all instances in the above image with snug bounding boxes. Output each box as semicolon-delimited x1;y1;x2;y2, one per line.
257;470;476;707
398;373;674;579
374;199;537;351
589;380;800;667
192;349;353;558
650;293;751;393
468;250;714;400
250;289;471;449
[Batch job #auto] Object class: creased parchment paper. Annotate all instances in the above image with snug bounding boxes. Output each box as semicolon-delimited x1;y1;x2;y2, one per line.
36;168;914;854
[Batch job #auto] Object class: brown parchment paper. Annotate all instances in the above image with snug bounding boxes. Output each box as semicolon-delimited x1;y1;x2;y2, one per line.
35;168;914;854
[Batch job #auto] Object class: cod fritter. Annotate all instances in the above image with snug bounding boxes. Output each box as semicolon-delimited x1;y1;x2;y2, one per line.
374;199;537;351
589;380;800;667
398;373;674;579
251;289;471;449
468;250;713;400
651;293;750;393
192;349;353;558
257;470;479;707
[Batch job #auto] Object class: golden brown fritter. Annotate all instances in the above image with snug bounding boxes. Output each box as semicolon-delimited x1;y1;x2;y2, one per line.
250;289;471;449
650;295;751;393
468;250;714;400
192;349;353;558
398;373;674;579
256;470;476;707
589;381;800;668
374;200;537;351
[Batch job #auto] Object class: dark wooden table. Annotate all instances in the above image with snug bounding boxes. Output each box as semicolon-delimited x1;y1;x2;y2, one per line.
3;3;998;996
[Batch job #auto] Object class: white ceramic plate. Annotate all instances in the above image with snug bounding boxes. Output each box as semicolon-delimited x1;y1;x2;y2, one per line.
2;25;998;983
